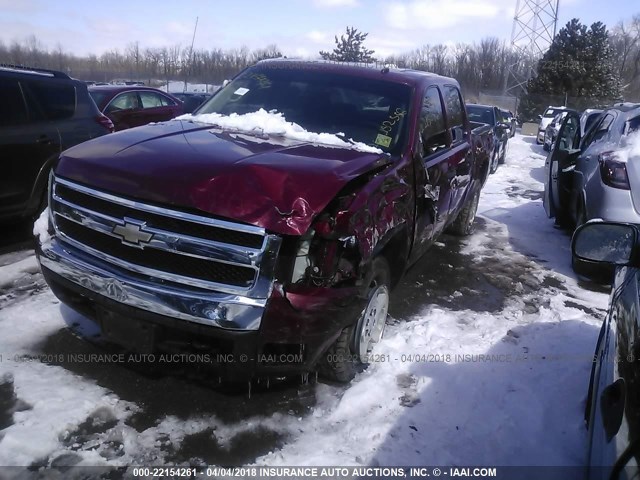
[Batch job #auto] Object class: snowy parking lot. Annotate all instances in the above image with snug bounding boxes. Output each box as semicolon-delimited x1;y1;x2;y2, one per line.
0;133;610;473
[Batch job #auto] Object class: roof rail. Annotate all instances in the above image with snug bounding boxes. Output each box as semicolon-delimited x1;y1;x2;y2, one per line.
0;63;71;79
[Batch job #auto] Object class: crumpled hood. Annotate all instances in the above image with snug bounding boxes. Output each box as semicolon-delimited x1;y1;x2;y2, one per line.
55;120;389;236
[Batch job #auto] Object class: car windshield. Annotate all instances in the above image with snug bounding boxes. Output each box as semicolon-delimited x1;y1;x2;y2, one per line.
466;106;494;124
196;65;412;154
89;91;108;109
544;108;564;118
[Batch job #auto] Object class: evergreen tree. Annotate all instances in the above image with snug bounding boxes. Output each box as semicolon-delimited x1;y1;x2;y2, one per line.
319;26;376;63
520;19;622;119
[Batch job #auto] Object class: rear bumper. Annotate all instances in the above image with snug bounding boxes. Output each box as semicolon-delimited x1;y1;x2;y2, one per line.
38;237;364;378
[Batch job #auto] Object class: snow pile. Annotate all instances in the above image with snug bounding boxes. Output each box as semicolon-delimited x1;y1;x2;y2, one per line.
33;207;51;245
178;109;383;154
0;255;40;290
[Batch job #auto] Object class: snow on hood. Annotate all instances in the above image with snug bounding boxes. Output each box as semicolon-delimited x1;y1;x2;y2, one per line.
177;109;383;155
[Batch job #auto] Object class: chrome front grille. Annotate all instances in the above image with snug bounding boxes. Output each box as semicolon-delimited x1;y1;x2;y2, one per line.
50;176;281;299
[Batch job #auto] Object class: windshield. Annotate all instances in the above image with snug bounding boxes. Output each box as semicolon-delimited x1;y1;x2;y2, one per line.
544;108;564;118
466;106;494;124
196;65;412;154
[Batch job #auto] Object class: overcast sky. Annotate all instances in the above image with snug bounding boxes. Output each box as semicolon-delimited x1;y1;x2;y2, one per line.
1;0;637;58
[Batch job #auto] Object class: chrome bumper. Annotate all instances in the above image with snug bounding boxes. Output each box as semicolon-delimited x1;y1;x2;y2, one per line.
39;237;268;330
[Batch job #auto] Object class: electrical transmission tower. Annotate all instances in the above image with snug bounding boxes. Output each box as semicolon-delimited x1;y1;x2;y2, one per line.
502;0;560;96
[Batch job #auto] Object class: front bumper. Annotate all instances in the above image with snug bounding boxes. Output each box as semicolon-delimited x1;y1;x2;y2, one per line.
39;237;267;330
38;237;365;378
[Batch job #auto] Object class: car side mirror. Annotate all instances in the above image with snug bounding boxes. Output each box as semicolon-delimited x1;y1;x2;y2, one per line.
537;114;543;120
571;222;637;283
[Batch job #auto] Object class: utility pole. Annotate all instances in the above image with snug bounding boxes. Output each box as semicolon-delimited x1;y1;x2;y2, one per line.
502;0;560;101
184;16;199;93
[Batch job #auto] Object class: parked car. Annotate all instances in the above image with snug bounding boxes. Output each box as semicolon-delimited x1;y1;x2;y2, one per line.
89;86;183;131
0;65;113;223
572;221;640;479
537;105;570;144
36;60;493;382
466;103;510;173
500;108;517;138
544;104;640;228
543;109;578;152
171;92;211;114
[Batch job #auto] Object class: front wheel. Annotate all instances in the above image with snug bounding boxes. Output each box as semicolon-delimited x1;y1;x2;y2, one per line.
448;188;480;236
320;256;391;382
498;141;507;164
489;149;499;174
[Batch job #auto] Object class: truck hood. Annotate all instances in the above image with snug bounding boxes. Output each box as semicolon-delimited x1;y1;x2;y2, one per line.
55;120;389;236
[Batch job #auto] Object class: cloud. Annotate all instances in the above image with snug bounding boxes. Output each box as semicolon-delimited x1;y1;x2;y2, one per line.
313;0;359;7
388;0;501;30
166;21;194;37
307;30;330;43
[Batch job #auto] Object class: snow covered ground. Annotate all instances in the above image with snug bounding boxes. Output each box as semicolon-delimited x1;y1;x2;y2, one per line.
0;133;609;474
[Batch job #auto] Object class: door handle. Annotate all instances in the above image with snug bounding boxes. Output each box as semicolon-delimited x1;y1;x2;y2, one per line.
36;135;53;145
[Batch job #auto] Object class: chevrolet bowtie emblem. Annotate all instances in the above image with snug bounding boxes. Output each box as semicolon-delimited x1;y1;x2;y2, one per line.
112;221;153;247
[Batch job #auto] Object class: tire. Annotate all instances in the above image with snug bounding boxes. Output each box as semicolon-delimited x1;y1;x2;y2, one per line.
575;198;587;230
489;149;498;174
320;256;391;382
498;141;507;164
448;188;480;236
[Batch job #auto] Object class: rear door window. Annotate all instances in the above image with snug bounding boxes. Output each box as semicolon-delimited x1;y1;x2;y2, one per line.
140;91;174;108
442;85;465;143
582;114;614;150
0;78;29;126
626;116;640;135
24;81;76;120
106;92;140;112
420;86;448;155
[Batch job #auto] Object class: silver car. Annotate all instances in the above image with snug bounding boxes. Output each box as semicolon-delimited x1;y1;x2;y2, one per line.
544;104;640;227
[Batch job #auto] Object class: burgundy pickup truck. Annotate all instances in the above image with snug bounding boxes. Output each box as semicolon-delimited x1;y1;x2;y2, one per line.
37;60;492;382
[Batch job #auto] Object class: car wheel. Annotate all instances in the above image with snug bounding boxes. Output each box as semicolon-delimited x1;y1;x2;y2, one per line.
448;188;480;236
320;256;391;382
499;142;507;164
489;150;499;174
575;198;587;230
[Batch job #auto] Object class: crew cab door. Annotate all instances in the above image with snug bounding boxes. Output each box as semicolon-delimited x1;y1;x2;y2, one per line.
543;111;580;219
441;85;472;216
410;85;452;261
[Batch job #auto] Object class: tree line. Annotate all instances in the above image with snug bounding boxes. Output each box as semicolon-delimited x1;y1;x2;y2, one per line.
0;13;638;104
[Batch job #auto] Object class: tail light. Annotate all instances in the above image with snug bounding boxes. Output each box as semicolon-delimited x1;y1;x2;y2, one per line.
599;152;630;190
95;114;114;133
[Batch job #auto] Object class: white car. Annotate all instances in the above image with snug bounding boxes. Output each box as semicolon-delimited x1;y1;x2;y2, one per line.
537;106;570;144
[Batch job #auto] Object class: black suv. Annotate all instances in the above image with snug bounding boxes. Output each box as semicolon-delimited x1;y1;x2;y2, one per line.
0;65;114;222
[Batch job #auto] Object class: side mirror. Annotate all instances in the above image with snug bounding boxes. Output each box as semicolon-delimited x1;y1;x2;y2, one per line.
537;114;543;120
497;122;510;130
571;222;637;283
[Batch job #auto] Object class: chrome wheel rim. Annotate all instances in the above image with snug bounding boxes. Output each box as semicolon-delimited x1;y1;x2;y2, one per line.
356;284;389;360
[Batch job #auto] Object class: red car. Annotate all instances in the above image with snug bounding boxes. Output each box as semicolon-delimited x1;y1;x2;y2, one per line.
88;86;183;131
